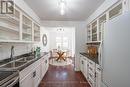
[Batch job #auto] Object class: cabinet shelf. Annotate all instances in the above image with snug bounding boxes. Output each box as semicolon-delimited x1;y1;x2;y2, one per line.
34;29;40;32
0;22;19;33
0;15;20;25
0;5;40;43
22;23;31;29
22;32;32;35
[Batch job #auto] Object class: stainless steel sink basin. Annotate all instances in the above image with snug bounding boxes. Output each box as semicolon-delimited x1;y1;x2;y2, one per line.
0;61;27;69
19;56;35;62
0;56;35;70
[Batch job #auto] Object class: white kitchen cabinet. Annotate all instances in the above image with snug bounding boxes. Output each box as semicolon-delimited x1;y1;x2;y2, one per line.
22;14;32;41
109;2;123;20
87;1;123;43
95;64;101;87
88;60;96;87
33;64;41;87
0;7;20;41
33;23;40;42
80;55;88;80
20;71;34;87
83;57;88;79
41;58;46;78
80;55;84;73
80;54;102;87
20;64;41;87
20;53;50;87
0;4;40;43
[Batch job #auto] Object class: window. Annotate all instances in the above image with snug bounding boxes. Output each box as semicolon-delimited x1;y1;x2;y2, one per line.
56;36;69;50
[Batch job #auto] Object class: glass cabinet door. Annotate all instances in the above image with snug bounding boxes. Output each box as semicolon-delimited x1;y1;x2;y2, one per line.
0;8;20;41
22;15;32;41
87;25;91;42
34;23;40;42
92;21;97;41
99;14;106;41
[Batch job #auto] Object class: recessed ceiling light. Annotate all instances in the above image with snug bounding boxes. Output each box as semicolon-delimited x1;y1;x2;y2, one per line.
59;0;66;15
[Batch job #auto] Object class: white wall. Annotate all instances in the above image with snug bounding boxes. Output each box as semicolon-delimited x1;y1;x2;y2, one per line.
41;21;87;71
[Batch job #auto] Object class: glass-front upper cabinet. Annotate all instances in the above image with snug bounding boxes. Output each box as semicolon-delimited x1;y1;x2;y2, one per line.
87;24;91;42
34;23;40;42
99;14;106;41
22;15;32;41
92;21;97;41
109;2;122;20
0;7;20;41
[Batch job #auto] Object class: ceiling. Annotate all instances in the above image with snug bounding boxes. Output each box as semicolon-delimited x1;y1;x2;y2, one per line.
24;0;105;21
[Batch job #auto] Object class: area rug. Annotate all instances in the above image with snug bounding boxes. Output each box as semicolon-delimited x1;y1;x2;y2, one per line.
49;58;72;66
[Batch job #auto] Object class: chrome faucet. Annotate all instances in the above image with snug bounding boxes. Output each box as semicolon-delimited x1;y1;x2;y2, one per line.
10;46;14;61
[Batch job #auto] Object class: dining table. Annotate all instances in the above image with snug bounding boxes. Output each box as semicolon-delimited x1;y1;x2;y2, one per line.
56;51;66;61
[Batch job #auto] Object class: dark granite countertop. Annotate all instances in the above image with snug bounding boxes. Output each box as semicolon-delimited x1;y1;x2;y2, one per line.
80;52;99;64
0;52;49;71
18;52;49;71
0;52;49;86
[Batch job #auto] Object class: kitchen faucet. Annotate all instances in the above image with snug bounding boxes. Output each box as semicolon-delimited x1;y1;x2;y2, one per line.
10;46;14;61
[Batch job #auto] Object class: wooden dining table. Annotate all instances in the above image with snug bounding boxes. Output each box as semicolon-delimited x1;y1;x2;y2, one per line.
56;51;66;61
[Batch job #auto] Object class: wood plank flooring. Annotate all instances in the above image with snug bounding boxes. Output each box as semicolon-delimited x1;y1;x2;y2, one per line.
39;65;90;87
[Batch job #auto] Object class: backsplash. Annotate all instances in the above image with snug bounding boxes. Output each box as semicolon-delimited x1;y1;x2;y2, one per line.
0;43;33;61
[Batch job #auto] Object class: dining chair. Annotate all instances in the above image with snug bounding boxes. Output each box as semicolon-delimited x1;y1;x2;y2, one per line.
50;49;58;63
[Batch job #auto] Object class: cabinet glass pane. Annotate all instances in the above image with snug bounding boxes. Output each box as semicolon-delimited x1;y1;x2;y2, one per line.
92;21;97;41
22;15;32;41
34;23;40;42
109;3;122;19
99;14;106;41
0;8;20;40
87;25;91;41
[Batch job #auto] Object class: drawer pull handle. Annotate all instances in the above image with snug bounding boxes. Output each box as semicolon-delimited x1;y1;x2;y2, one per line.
89;67;93;71
89;62;92;64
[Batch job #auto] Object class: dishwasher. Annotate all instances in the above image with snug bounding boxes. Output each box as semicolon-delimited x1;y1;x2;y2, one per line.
0;70;19;87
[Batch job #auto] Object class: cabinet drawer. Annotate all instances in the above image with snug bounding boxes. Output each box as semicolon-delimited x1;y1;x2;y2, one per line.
96;64;101;73
89;66;95;73
88;60;95;66
88;72;95;81
88;77;95;87
88;60;95;71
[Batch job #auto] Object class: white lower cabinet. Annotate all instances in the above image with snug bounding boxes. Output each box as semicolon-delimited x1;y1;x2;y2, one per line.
41;54;49;78
83;58;88;79
80;54;101;87
80;55;88;80
95;64;101;87
20;71;34;87
20;53;50;87
33;64;41;87
80;56;84;73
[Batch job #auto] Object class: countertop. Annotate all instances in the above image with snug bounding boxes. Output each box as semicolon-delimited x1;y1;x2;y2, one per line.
0;52;49;86
80;52;99;64
18;52;49;71
0;52;49;71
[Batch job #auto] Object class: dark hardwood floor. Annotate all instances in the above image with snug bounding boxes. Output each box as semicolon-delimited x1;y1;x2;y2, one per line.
39;65;90;87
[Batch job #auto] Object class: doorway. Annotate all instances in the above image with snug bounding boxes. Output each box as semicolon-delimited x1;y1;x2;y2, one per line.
48;27;75;67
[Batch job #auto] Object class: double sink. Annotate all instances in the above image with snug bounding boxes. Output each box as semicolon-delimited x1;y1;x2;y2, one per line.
0;56;35;70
